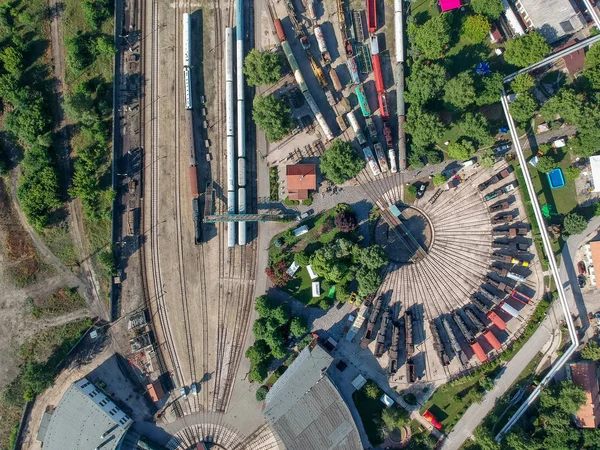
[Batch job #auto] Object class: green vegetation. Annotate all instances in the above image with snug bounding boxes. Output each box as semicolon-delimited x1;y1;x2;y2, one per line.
504;31;552;67
459;113;494;147
581;340;600;361
447;140;475;161
405;109;446;147
433;173;447;186
269;167;279;201
407;14;451;60
461;15;491;44
563;212;587;235
319;139;364;184
508;93;538;125
26;287;86;319
243;49;283;86
255;385;268;402
535;155;557;173
253;95;294;142
470;0;503;19
480;149;495;168
511;73;535;94
444;72;477;108
245;296;307;383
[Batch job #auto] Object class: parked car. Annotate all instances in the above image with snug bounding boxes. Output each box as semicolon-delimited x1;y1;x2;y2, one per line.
578;261;587;276
578;275;587;289
416;182;428;199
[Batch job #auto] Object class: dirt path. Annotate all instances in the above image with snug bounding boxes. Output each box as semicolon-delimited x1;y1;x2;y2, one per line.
46;0;108;322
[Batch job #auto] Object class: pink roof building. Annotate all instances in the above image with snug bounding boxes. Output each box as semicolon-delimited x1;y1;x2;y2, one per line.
440;0;461;11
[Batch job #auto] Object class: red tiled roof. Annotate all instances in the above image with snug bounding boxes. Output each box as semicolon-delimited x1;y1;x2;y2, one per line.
563;48;586;74
571;362;600;428
590;242;600;289
286;164;316;200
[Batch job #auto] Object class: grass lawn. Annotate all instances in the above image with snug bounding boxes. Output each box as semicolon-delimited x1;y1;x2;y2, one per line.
282;267;325;306
353;386;386;446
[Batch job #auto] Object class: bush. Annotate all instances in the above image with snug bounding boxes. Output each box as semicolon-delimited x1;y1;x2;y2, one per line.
284;197;299;206
403;393;417;405
294;251;310;266
256;385;269;402
335;210;358;232
433;173;447;186
480;149;495;168
301;197;313;206
447;140;475;161
535;156;557;173
563;212;587;235
407;185;417;196
564;167;581;181
364;381;380;399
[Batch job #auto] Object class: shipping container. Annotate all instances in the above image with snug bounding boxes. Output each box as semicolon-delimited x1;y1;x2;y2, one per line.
356;85;371;116
367;0;377;32
487;310;506;330
483;330;502;351
363;146;381;176
500;301;519;318
347;57;360;85
274;18;286;42
471;341;488;363
423;410;442;430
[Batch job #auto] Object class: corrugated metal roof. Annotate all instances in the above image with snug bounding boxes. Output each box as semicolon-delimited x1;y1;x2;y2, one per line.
41;378;132;450
515;0;586;43
263;345;362;450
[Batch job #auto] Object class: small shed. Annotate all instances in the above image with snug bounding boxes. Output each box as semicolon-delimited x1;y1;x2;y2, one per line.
293;225;309;237
351;374;367;390
380;393;394;407
306;264;318;280
312;281;321;298
591;156;600;192
287;261;300;277
553;139;566;148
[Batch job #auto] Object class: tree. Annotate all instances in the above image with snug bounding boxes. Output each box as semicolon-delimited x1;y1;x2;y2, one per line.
359;245;388;270
504;32;552;67
271;305;290;326
405;109;445;147
356;266;382;297
509;93;538;124
585;43;600;70
252;95;294;142
335;210;358;232
82;0;111;29
65;34;93;73
471;0;504;19
405;62;447;106
426;149;443;164
476;72;504;106
581;340;600;361
0;73;21;105
408;14;451;59
64;86;99;126
511;73;536;94
98;248;116;275
94;36;117;58
459;112;494;147
21;361;54;400
320;139;364;184
381;407;410;432
290;316;308;338
244;49;283;86
433;173;447;186
462;15;491;44
444;72;477;109
535;156;557;173
539;381;587;415
245;340;271;363
294;250;310;266
479;376;495;392
563;212;587;235
0;46;23;76
480;149;496;168
407;185;418;196
447;140;475;161
564;167;581;181
249;362;268;383
364;381;380;399
256;385;268;402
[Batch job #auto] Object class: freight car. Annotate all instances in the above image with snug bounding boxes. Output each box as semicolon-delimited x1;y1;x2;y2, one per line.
365;117;377;140
489;201;509;213
442;316;468;365
388;322;400;373
374;309;390;357
491;265;528;283
347;111;367;145
492;213;515;225
363;146;382;177
356;84;371;116
347;57;360;85
465;307;485;333
492;252;529;267
329;67;342;91
478;167;513;191
366;0;377;32
314;26;331;65
405;310;414;358
373;143;389;173
360;294;383;347
430;320;450;366
483;329;502;351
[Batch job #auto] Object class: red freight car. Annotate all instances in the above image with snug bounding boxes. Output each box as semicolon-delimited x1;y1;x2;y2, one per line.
378;92;389;118
367;0;377;33
483;330;502;351
274;18;286;42
471;341;488;363
487;310;506;331
372;54;384;93
190;166;199;197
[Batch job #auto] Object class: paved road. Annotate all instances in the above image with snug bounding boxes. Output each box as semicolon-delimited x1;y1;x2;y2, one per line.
441;217;600;449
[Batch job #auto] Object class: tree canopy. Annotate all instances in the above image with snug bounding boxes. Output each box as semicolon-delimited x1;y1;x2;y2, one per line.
509;93;538;124
405;109;445;147
433;173;447;186
504;31;552;67
461;15;491;44
444;72;477;109
320;139;364;184
459;112;494;147
511;73;536;94
535;156;557;173
476;72;504;106
563;212;587;235
407;14;451;59
581;340;600;361
480;149;495;168
252;95;294;142
405;62;447;106
334;210;358;232
447;140;475;161
243;49;283;86
470;0;504;19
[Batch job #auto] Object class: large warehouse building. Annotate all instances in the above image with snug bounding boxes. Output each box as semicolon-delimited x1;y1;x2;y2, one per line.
263;343;363;450
37;378;134;450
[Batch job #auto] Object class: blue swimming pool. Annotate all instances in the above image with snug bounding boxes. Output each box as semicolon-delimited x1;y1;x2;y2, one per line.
548;168;565;189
